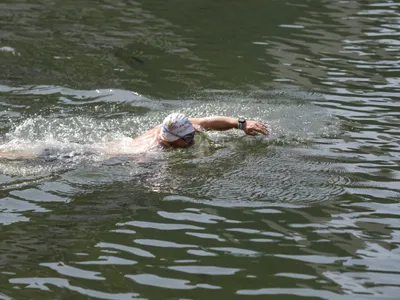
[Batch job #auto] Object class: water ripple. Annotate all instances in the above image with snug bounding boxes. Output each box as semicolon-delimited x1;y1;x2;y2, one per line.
126;274;221;290
96;242;155;258
40;262;105;280
168;265;240;276
9;277;141;299
2;0;400;299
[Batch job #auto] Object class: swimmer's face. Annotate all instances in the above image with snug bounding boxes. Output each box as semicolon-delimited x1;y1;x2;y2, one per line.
163;131;195;148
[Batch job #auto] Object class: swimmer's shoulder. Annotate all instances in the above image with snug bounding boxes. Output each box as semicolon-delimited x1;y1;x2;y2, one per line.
130;126;161;147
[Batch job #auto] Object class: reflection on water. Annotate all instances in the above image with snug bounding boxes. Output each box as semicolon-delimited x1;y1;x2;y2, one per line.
1;0;400;299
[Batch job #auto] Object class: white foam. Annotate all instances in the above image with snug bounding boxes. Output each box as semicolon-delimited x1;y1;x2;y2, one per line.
0;46;20;56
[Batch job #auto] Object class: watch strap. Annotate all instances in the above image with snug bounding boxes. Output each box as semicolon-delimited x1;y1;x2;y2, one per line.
238;118;246;130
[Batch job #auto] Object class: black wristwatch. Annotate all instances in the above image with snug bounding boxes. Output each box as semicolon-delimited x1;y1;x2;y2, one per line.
238;118;246;130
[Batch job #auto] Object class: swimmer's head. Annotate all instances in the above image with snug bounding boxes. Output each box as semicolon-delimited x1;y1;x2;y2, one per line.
159;113;195;148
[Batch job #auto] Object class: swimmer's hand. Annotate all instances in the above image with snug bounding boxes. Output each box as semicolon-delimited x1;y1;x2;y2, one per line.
243;120;270;136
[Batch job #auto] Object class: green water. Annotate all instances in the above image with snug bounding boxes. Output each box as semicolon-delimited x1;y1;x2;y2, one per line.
0;0;399;299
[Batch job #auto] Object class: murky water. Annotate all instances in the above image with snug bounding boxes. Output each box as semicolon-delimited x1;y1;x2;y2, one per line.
0;0;399;299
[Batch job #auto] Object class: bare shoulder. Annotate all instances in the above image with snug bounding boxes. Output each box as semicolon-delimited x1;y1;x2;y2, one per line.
131;126;160;145
103;126;161;155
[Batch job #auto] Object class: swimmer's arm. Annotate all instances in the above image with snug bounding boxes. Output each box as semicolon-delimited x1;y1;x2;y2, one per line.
190;117;238;131
189;116;269;136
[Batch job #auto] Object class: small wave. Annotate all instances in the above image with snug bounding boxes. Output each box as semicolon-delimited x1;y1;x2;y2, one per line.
0;46;20;56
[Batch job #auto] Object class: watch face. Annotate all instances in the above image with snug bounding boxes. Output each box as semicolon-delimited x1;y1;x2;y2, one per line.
239;118;246;123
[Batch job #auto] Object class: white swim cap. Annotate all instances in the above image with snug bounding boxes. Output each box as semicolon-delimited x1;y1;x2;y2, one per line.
159;113;195;142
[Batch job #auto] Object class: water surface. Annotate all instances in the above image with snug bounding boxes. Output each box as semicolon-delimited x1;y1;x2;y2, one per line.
0;0;399;299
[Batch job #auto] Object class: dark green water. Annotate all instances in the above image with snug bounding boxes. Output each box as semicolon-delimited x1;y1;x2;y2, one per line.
1;0;399;299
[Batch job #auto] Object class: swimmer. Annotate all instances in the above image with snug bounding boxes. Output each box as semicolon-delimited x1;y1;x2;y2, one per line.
130;113;270;149
0;113;269;159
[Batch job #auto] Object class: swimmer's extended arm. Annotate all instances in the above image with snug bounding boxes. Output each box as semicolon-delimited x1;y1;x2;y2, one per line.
189;116;269;136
